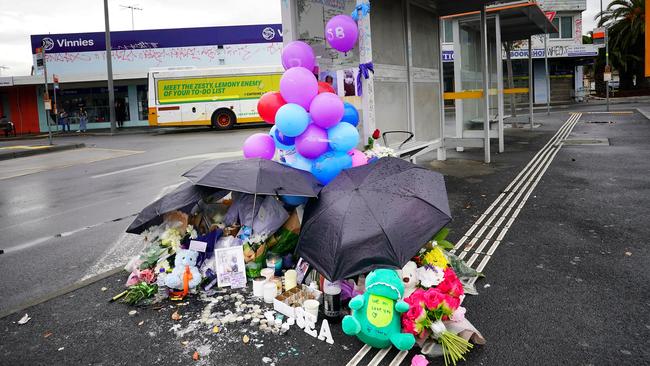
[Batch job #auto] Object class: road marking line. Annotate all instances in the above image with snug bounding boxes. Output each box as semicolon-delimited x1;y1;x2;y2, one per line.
346;344;371;366
90;151;242;179
468;114;581;271
368;347;391;366
453;113;581;264
388;351;409;366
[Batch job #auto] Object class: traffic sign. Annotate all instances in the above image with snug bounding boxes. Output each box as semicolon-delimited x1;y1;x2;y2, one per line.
544;11;556;22
593;27;607;48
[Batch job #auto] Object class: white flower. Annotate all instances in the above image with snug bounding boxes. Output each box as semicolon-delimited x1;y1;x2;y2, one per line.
364;144;397;159
161;228;182;248
186;225;198;239
417;265;445;288
450;306;466;322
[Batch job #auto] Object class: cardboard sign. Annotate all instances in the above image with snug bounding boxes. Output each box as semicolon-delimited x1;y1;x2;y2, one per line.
189;240;207;253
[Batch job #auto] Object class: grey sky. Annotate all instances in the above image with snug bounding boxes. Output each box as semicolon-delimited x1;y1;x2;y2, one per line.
0;0;606;77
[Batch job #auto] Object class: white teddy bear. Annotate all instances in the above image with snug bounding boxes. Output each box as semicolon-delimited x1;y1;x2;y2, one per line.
400;261;419;297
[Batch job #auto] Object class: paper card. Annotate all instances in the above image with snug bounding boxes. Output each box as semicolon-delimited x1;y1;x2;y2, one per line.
189;240;208;253
214;245;246;288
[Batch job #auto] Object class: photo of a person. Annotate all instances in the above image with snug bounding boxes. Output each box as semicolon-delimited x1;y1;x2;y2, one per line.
319;70;338;95
337;69;358;97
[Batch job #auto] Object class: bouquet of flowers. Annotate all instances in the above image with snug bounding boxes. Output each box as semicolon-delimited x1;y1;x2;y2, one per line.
402;244;473;366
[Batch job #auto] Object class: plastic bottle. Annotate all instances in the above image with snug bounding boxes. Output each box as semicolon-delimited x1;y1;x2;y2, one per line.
156;268;168;301
322;279;342;323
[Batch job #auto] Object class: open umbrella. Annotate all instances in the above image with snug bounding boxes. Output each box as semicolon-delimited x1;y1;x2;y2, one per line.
182;158;322;197
126;182;227;234
296;157;452;281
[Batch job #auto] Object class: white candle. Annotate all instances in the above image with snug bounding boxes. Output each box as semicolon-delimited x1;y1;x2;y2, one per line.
253;277;266;298
263;281;276;304
284;270;297;291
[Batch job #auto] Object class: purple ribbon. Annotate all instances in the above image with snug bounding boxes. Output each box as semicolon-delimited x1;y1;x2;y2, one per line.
357;62;374;96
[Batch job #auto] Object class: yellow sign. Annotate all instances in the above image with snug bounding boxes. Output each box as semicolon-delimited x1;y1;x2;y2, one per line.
366;294;393;328
157;74;280;104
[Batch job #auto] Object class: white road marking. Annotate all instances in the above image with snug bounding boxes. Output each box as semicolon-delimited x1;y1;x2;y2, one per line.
368;347;391;366
90;151;242;179
454;113;582;272
346;344;372;366
388;351;409;366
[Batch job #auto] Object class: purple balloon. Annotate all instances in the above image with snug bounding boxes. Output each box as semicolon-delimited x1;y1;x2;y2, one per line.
280;67;318;110
281;41;316;71
295;124;329;159
243;133;275;160
325;15;359;53
309;92;344;129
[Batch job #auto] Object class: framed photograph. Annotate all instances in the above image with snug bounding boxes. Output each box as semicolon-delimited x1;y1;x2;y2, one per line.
214;246;246;288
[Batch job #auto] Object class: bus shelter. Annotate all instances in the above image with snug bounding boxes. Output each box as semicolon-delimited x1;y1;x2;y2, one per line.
441;2;555;163
280;0;492;162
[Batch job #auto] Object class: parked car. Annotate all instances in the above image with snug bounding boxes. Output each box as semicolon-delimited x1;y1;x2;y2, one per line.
0;116;15;137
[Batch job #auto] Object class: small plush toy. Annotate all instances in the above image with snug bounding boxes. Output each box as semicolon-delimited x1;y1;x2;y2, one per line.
342;269;416;351
166;249;201;293
400;261;419;298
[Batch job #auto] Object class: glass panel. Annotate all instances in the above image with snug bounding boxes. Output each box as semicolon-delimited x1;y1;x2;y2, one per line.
443;19;453;43
561;16;573;39
550;18;560;39
137;85;148;121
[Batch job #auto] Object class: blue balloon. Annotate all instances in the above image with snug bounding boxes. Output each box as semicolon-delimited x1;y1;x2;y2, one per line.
275;128;295;146
340;102;359;127
281;195;309;206
275;103;310;137
285;151;313;172
270;125;295;150
328;122;360;152
311;150;353;185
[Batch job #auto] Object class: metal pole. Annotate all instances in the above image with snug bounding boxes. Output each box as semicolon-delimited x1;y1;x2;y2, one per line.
480;7;490;163
496;13;504;153
605;28;610;111
544;34;550;115
437;17;446;160
528;36;534;130
104;0;116;134
41;47;53;145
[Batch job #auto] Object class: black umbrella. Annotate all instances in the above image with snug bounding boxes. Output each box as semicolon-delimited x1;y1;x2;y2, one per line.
182;158;322;197
296;157;452;281
126;182;227;234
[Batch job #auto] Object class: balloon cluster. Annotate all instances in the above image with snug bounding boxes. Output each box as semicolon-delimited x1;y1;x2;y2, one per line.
242;15;368;185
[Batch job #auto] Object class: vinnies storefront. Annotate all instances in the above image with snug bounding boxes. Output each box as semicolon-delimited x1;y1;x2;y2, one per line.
0;24;283;133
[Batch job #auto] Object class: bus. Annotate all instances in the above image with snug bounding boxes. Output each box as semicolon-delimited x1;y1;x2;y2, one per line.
147;65;283;129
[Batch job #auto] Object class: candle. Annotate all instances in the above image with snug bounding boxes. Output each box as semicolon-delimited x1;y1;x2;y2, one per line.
261;268;275;281
252;277;266;298
266;253;283;276
263;281;276;304
284;270;297;291
274;278;283;295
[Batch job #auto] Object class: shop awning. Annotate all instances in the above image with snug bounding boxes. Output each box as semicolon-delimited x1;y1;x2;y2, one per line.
410;0;495;17
441;1;557;41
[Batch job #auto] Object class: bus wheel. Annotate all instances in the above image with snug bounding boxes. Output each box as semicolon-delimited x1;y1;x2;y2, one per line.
211;109;236;130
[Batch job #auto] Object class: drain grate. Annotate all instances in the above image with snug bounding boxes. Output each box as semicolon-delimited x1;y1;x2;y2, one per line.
584;121;615;124
562;138;610;146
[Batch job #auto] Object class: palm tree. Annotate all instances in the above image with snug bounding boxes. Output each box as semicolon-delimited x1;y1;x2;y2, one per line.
596;0;646;89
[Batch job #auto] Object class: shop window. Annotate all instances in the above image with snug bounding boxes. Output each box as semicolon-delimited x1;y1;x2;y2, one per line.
55;86;129;124
550;16;573;39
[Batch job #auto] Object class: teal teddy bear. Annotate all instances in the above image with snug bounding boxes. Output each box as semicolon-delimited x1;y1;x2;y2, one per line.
342;269;415;351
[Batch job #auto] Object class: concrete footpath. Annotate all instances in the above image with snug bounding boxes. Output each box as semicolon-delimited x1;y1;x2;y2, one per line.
1;107;649;365
0;143;85;161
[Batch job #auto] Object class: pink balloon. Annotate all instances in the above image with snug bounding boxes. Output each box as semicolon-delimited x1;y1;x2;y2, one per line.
309;92;344;129
280;67;318;110
243;133;275;160
295;124;329;159
281;41;316;71
349;148;368;167
325;15;359;52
